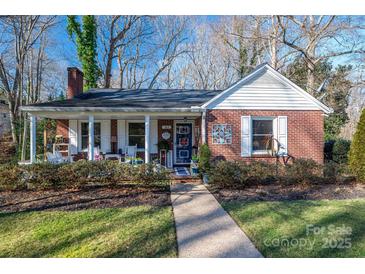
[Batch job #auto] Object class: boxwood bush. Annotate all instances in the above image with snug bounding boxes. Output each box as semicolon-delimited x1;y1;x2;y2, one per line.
0;160;170;191
208;160;277;188
208;158;354;189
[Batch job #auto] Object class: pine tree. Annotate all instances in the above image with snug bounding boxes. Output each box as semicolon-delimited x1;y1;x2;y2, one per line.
349;108;365;181
67;16;98;90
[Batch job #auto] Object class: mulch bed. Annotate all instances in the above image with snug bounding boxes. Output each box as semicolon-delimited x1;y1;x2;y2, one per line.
0;185;170;213
210;183;365;203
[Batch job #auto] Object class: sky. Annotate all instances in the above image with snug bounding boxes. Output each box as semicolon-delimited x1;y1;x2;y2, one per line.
44;15;365;96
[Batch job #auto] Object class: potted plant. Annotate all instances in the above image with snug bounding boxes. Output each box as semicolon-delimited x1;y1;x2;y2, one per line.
198;144;211;184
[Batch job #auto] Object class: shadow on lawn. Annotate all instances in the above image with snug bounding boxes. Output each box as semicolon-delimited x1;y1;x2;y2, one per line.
0;206;177;258
224;200;365;258
0;185;170;212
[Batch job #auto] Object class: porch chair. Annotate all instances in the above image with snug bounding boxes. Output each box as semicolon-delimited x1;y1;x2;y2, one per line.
54;151;73;163
46;152;66;164
124;145;137;163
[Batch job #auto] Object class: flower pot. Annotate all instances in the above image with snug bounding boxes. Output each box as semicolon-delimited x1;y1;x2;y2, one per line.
202;174;209;184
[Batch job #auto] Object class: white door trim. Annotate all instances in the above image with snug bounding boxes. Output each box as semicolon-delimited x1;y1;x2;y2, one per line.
173;120;195;166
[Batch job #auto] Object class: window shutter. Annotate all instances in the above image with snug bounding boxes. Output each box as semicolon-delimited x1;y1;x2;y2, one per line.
69;120;78;154
241;116;251;157
277;116;288;156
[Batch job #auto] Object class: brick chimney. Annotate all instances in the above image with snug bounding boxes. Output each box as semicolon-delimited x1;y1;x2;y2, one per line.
67;67;83;99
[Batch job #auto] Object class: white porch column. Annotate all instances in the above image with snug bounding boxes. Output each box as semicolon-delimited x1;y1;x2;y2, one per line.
145;115;150;163
201;110;207;144
88;115;95;161
30;114;37;164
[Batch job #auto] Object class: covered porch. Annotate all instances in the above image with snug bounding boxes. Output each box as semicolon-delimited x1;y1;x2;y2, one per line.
25;110;206;167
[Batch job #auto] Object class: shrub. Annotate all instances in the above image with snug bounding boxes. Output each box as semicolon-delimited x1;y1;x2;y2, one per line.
21;163;63;189
332;139;351;164
198;144;211;173
245;161;277;183
129;163;170;187
0;160;170;191
349;108;365;181
324;140;335;161
208;160;277;188
0;164;22;190
208;161;244;188
284;158;322;184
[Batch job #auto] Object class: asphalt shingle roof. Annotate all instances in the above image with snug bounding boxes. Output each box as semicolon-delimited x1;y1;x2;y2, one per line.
26;88;222;109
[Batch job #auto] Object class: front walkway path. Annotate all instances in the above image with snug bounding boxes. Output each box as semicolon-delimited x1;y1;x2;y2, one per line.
171;182;263;258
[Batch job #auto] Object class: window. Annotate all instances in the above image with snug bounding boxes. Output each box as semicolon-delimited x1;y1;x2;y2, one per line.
212;124;232;144
128;122;145;148
81;122;101;150
252;118;273;153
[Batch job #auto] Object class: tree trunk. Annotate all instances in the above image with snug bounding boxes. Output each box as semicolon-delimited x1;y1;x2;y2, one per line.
104;41;115;88
306;63;316;95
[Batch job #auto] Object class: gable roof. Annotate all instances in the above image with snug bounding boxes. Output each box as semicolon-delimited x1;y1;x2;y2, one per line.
22;88;222;112
202;63;332;114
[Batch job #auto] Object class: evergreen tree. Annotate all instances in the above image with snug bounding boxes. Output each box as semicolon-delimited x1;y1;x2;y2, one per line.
349;108;365;181
285;58;352;140
67;15;98;90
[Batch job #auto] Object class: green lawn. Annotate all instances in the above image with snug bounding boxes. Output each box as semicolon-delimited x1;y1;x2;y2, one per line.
222;199;365;257
0;206;177;258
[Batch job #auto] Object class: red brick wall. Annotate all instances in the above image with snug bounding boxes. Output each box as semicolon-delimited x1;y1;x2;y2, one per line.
67;67;83;99
56;120;69;142
206;110;324;163
111;119;117;153
158;120;174;150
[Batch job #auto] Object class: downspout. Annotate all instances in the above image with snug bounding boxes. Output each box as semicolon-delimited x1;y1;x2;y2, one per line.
201;109;207;145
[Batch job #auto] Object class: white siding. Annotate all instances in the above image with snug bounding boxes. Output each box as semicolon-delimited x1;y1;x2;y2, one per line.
117;120;126;153
69;120;78;154
210;68;323;110
100;120;111;153
150;119;158;153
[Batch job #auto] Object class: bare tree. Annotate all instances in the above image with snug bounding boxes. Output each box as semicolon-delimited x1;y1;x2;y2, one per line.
147;16;189;89
97;16;149;88
0;16;56;144
277;15;365;94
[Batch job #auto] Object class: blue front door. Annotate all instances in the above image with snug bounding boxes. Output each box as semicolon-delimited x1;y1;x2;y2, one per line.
175;122;193;165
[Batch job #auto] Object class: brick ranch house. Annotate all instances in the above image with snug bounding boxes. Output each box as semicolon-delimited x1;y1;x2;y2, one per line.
21;63;331;166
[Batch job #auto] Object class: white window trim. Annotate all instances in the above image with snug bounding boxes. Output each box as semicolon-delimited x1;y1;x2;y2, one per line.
251;116;275;155
78;120;102;152
212;124;233;145
126;120;145;152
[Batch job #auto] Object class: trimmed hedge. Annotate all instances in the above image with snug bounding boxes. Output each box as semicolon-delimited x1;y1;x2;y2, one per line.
208;158;355;189
0;160;170;191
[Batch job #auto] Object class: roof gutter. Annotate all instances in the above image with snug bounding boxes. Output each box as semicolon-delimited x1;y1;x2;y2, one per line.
20;106;204;113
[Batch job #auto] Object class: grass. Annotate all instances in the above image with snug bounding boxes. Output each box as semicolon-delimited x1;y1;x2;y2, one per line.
222;199;365;257
0;206;177;258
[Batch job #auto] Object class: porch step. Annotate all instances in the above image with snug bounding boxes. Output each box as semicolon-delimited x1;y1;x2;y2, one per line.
171;175;202;184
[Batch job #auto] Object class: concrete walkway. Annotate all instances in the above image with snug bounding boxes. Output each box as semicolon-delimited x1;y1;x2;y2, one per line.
171;182;263;258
